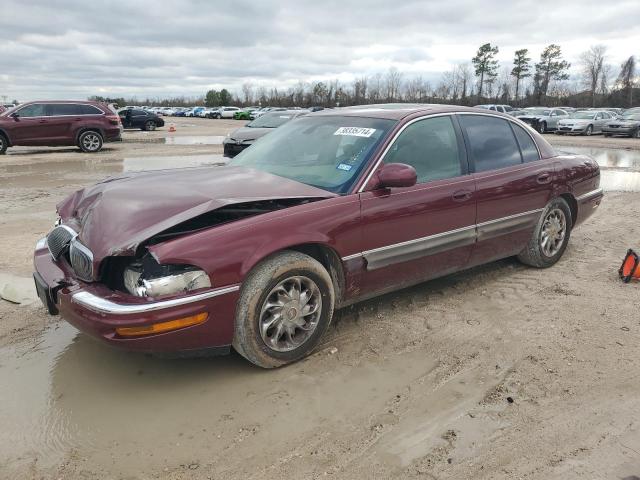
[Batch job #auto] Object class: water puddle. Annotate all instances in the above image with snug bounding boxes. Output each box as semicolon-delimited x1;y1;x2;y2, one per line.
0;322;436;476
559;146;640;192
163;136;225;145
0;155;228;189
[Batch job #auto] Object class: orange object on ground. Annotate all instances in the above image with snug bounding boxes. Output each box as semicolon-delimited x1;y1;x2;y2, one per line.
168;124;176;133
619;249;640;283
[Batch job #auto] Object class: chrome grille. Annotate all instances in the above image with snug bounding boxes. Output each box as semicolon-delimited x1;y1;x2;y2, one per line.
46;225;76;260
69;239;94;282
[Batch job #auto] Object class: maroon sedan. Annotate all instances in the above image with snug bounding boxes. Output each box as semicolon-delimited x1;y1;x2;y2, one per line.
0;100;122;154
33;105;603;367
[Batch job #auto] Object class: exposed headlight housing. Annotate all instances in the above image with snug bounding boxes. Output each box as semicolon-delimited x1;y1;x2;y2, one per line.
123;259;211;298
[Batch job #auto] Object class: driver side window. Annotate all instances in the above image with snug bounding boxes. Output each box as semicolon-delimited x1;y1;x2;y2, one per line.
384;116;462;184
16;103;47;117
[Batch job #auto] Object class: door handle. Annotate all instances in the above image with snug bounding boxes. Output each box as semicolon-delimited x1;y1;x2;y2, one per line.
38;119;47;123
452;189;473;202
537;172;552;184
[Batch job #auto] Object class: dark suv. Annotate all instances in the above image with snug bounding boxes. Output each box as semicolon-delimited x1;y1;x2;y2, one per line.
0;101;122;154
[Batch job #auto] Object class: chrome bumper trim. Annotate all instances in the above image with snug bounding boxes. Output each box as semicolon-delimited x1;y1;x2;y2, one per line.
71;285;240;315
576;188;604;202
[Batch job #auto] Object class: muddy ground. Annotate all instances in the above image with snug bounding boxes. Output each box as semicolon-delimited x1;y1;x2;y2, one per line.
1;117;639;479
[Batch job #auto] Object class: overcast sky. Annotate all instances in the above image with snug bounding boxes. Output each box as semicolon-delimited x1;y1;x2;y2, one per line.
1;0;639;102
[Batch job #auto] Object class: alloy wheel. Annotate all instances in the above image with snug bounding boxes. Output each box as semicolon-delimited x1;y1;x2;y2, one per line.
258;275;322;352
82;133;101;151
146;121;156;131
540;208;566;257
585;125;593;136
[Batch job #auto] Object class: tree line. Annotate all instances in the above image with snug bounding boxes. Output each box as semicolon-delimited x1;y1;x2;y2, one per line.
89;43;638;110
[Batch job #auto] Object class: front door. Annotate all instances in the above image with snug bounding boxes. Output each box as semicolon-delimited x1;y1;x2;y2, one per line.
10;103;50;145
358;115;477;295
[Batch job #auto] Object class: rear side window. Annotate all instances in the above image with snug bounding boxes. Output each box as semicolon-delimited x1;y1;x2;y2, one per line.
78;104;102;115
16;104;46;117
512;124;540;162
384;116;462;184
459;115;522;172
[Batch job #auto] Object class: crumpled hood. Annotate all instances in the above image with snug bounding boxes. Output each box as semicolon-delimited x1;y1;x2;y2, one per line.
227;126;273;142
57;165;335;261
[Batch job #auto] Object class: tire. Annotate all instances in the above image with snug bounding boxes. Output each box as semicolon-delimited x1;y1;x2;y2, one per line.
518;197;573;268
143;120;156;131
0;133;7;154
214;113;221;119
583;125;593;136
537;121;546;134
233;251;335;368
78;130;103;153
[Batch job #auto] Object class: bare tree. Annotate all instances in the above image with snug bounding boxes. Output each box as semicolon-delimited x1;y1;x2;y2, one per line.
368;72;384;103
579;45;607;107
616;56;636;107
384;67;403;102
241;82;254;105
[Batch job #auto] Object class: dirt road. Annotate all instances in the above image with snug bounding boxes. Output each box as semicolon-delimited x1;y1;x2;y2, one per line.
1;117;639;479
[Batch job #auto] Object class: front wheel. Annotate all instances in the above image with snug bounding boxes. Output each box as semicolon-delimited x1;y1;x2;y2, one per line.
583;125;593;136
78;131;103;153
233;251;335;368
537;121;546;134
0;134;7;154
518;197;572;268
143;120;156;131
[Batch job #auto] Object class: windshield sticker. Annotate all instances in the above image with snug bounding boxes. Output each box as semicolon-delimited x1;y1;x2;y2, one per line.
337;163;353;171
334;127;376;138
279;116;291;119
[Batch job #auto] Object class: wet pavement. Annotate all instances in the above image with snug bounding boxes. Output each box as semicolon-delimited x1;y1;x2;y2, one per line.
559;146;640;192
163;135;226;145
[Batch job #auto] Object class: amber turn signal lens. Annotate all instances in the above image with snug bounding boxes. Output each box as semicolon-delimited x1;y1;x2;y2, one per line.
116;312;208;337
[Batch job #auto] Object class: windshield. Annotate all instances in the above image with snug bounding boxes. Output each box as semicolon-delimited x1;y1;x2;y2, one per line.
231;115;396;194
622;114;640;121
247;112;298;128
570;112;596;119
526;108;550;116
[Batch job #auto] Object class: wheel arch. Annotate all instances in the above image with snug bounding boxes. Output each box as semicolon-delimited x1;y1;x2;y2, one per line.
75;126;104;143
0;128;12;146
559;192;578;228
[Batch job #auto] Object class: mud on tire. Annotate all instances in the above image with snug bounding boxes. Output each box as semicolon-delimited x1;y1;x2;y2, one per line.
233;250;335;368
518;197;573;268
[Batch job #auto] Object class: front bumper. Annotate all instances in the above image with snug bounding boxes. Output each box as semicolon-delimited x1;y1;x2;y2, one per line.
33;241;239;353
557;124;588;134
223;140;251;158
603;126;635;135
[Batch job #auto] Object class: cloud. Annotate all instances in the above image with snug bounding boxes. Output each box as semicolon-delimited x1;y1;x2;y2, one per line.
0;0;639;100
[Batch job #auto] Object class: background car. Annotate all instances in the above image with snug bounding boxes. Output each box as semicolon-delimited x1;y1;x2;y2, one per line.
602;112;640;138
223;110;307;157
475;104;514;114
118;108;165;131
185;107;205;117
556;110;613;135
0;100;121;154
518;107;570;133
210;106;241;119
234;108;257;120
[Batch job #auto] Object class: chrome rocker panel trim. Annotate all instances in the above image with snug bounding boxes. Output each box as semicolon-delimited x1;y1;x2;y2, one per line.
71;285;241;315
576;188;603;202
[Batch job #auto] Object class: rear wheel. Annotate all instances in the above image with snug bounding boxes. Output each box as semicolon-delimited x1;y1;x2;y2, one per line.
538;121;546;134
78;130;103;153
233;251;335;368
143;120;156;131
518;197;572;268
0;134;7;154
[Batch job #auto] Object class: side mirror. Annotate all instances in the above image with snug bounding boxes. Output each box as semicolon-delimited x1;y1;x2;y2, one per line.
374;163;417;189
10;112;19;120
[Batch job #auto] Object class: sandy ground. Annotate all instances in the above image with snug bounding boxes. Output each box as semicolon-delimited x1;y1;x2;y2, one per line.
1;117;639;479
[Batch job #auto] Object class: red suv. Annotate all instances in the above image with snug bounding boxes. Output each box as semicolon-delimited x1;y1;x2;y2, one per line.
0;101;122;154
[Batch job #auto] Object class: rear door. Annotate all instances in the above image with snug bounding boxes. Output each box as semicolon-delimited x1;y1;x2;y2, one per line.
358;114;477;294
458;114;555;267
44;103;82;142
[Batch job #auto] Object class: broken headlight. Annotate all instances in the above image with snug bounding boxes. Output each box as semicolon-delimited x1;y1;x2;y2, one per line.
123;257;211;298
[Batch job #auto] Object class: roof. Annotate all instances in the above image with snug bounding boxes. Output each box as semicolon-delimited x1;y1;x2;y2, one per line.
311;103;491;120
